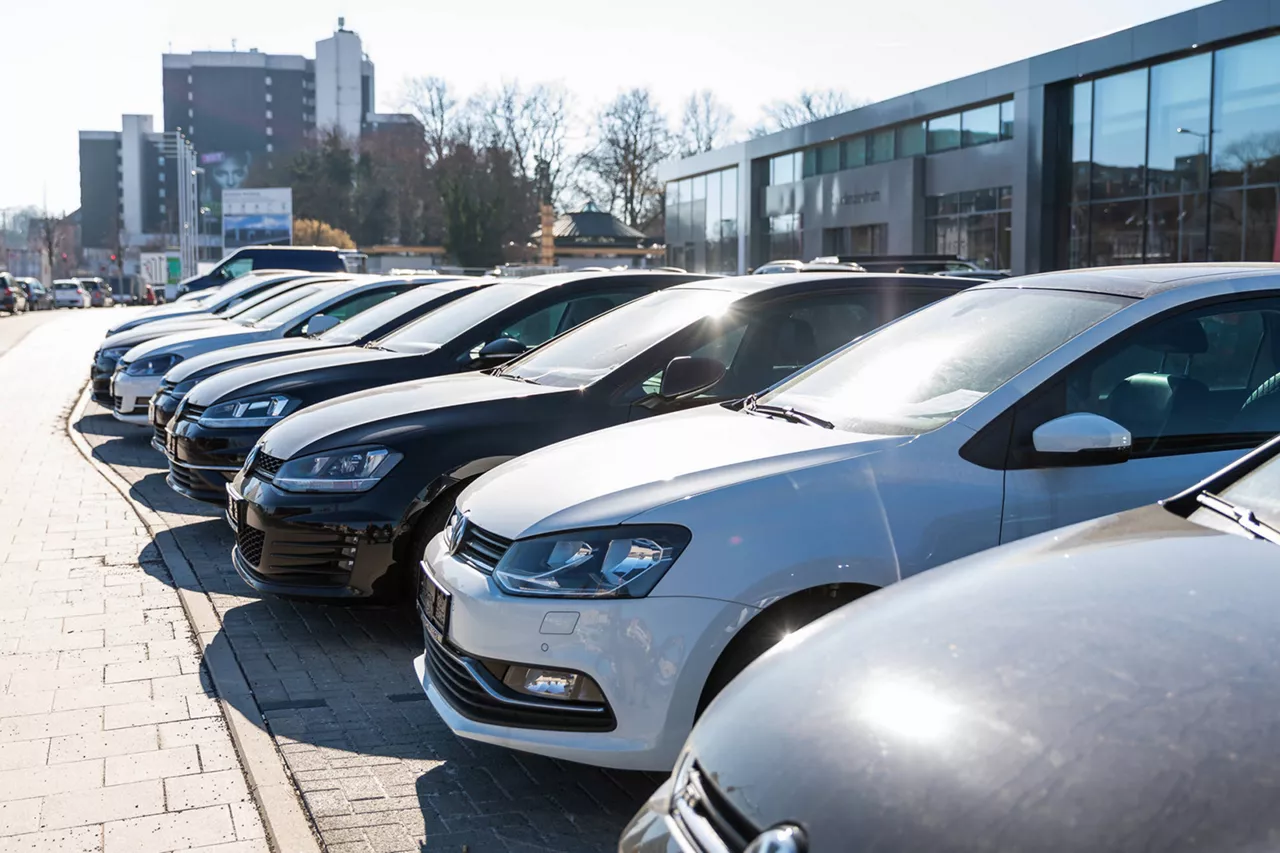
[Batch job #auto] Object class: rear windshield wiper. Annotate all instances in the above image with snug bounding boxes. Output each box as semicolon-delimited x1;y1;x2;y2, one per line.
1195;491;1280;546
743;395;834;429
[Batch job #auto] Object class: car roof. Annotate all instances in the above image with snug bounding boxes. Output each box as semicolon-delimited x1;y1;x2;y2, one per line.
975;263;1280;299
669;271;973;298
487;270;713;291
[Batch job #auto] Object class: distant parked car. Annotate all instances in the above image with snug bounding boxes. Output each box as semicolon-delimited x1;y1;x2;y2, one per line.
80;278;114;307
622;432;1280;853
177;246;368;295
0;273;28;314
18;278;53;310
53;279;90;309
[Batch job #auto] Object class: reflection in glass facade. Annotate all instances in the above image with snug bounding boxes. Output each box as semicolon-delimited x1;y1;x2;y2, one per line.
926;187;1013;269
665;166;739;274
1069;32;1280;266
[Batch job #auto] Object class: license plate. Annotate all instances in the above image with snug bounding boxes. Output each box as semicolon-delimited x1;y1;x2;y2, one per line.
418;571;452;643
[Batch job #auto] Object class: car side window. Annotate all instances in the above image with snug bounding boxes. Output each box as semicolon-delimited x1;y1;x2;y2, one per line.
220;258;253;280
323;287;409;322
1013;299;1280;461
485;290;644;352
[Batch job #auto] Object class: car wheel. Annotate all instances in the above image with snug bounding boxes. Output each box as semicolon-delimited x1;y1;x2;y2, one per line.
383;481;472;603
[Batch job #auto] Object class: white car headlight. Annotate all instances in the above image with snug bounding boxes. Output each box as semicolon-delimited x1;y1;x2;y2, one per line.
99;346;130;362
124;353;183;376
271;446;402;493
492;525;691;598
197;395;297;428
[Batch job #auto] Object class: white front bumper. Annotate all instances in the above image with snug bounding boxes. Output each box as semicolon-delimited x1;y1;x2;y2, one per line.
415;533;752;772
110;371;161;425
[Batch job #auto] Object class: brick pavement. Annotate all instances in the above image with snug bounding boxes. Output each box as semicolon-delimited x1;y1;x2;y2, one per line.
76;357;663;850
0;309;268;853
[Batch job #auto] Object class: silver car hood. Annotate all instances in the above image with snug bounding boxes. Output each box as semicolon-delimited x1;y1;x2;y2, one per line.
123;324;270;362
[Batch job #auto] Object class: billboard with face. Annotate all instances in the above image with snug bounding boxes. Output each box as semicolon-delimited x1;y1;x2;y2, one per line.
222;188;293;251
199;151;253;224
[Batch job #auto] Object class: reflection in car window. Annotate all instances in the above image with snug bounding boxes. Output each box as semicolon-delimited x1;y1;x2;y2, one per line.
761;288;1130;435
501;289;740;387
233;285;322;324
381;284;541;353
321;285;448;344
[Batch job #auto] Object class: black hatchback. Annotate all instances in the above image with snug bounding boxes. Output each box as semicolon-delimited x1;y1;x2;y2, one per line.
226;272;970;602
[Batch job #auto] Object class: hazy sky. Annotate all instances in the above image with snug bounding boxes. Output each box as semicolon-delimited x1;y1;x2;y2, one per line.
3;0;1210;214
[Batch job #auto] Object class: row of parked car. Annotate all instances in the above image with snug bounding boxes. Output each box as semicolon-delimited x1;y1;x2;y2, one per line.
0;273;129;313
96;260;1280;851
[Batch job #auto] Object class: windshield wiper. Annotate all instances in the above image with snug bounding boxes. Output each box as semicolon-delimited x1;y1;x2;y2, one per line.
493;370;537;384
362;341;389;351
1195;491;1280;546
742;395;833;429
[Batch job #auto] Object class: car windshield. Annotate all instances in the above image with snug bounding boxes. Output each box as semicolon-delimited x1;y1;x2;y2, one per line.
498;288;740;387
320;284;446;344
757;287;1131;435
232;285;324;325
380;283;540;353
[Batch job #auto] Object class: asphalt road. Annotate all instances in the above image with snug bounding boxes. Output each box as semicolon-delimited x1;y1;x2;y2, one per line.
0;306;116;360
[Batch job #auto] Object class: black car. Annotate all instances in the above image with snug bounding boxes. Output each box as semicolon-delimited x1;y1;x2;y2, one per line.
151;275;488;462
17;278;52;310
224;273;969;602
0;273;28;314
178;246;365;294
171;271;708;509
621;432;1280;853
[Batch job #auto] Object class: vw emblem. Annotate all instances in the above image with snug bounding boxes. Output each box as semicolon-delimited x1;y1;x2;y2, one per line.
444;513;467;555
744;825;806;853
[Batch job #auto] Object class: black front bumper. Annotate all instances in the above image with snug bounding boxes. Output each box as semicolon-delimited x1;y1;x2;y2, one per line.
165;411;260;503
90;357;119;405
226;473;403;600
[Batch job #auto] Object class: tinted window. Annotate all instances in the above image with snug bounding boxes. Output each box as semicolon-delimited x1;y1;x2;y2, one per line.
320;284;460;344
233;285;322;323
927;113;961;153
762;288;1130;435
482;290;646;353
381;284;542;352
219;258;254;281
1091;68;1148;200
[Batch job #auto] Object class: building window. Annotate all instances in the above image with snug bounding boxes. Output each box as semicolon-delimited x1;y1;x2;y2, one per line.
158;172;165;182
803;143;840;177
961;103;1001;146
927;113;962;153
265;109;273;120
265;76;272;86
925;186;1013;269
157;156;165;166
159;204;165;214
187;92;192;101
867;129;894;164
823;224;887;255
1000;100;1016;140
265;93;273;103
188;108;193;118
666;166;740;274
266;143;273;153
159;188;165;198
897;121;926;157
841;136;866;169
769;152;801;185
265;126;273;136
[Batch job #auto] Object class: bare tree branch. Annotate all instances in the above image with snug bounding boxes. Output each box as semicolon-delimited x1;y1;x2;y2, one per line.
679;90;735;156
470;81;577;206
751;88;865;137
402;76;459;165
577;88;672;230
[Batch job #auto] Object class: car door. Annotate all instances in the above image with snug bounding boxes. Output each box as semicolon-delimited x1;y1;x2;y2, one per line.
999;296;1280;543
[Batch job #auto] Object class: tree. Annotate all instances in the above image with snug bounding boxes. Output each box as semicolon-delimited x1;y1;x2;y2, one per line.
36;211;70;280
403;76;462;166
752;89;863;136
578;88;672;230
678;90;735;156
436;143;534;268
471;82;577;206
293;218;355;249
288;130;357;234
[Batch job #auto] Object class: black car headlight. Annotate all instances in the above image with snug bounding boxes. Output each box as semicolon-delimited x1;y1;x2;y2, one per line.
492;525;691;598
99;346;130;363
197;395;297;428
272;446;402;493
124;353;183;376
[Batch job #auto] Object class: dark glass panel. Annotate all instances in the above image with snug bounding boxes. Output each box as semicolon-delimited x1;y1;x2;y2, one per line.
1212;34;1280;188
998;185;1013;210
1208;189;1244;261
1089;199;1146;265
868;130;895;163
705;171;721;274
997;211;1012;269
842;136;866;169
1071;82;1093;204
802;148;817;178
1147;54;1211;195
1069;204;1090;268
818;143;840;174
1146;194;1207;263
1000;99;1016;140
1245;185;1279;261
962;103;1000;147
897;122;926;157
1091;69;1148;200
927;113;961;153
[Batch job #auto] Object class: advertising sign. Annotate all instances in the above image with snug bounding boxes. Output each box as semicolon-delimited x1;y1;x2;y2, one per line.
222;188;293;252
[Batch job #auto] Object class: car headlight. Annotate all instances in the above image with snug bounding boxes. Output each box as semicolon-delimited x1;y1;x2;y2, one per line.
272;446;402;493
166;378;199;398
124;353;183;376
197;394;297;428
492;525;691;598
99;346;130;362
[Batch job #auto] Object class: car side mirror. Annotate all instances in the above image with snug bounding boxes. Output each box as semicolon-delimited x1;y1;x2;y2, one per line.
659;356;726;400
475;337;527;366
305;314;340;336
1032;413;1132;465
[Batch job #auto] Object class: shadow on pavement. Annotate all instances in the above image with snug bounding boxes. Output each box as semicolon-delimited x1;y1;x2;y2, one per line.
76;407;658;850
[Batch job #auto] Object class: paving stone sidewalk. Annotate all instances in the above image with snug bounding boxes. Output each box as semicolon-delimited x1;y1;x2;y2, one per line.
0;309;267;853
76;365;663;849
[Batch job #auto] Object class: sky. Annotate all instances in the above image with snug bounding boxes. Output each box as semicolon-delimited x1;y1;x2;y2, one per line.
1;0;1212;215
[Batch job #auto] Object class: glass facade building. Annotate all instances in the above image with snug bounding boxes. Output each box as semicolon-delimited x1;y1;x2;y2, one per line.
658;0;1280;276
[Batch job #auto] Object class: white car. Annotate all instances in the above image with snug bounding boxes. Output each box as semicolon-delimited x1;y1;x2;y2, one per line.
110;275;412;424
53;279;90;308
416;263;1280;771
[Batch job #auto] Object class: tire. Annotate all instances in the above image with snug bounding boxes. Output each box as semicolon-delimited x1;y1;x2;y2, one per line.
387;480;472;602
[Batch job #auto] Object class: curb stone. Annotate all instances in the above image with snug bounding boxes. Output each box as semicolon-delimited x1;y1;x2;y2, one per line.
67;385;324;853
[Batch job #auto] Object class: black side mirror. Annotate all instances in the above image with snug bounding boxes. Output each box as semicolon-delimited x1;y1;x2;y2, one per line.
475;337;527;367
659;356;726;400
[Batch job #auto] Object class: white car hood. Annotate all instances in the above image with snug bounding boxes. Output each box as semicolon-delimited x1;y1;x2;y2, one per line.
123;324;271;363
458;405;912;539
101;317;227;351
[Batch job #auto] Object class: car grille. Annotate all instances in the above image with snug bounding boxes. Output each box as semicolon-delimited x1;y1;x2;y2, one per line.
455;522;513;573
237;526;266;567
177;402;206;424
112;395;124;411
422;630;615;732
671;761;760;853
153;423;167;450
250;450;285;481
240;527;353;586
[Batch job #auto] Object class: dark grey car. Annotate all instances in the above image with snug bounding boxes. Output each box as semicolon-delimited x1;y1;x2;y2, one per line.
621;433;1280;853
